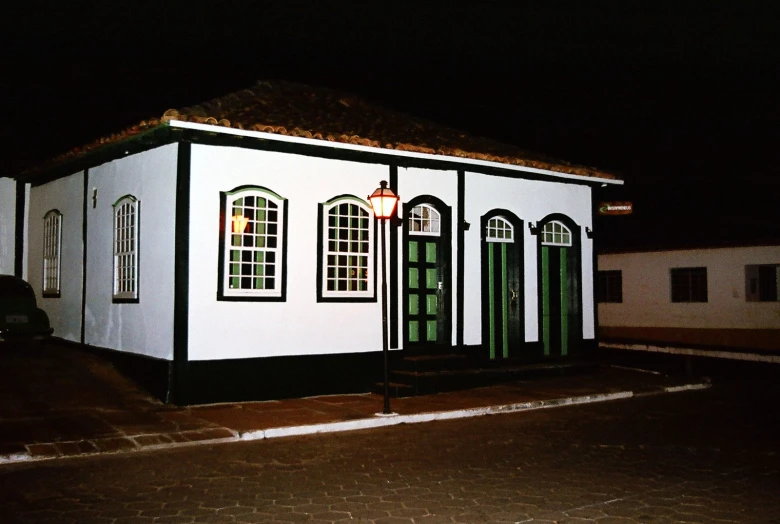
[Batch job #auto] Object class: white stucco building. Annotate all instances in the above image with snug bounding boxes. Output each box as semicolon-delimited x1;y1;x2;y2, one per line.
5;81;621;404
598;245;780;354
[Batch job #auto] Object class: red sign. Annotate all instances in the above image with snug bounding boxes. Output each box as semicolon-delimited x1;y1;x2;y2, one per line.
598;202;633;215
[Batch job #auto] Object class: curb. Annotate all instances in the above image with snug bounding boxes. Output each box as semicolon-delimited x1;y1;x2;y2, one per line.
0;382;711;466
241;391;637;441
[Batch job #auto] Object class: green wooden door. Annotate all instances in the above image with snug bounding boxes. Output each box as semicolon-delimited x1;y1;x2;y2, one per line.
407;238;445;348
485;241;522;359
541;245;579;356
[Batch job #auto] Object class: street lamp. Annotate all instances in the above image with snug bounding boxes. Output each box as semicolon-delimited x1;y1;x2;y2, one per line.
368;180;399;415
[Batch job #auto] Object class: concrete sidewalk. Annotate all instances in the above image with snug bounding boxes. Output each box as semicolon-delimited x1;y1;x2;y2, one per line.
0;343;710;466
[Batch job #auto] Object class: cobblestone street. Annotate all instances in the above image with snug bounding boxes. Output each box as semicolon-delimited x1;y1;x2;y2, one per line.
1;377;778;524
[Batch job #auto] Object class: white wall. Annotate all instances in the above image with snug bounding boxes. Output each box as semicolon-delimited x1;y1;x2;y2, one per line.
188;145;390;361
396;166;459;347
27;173;84;341
0;177;16;274
84;145;178;359
463;172;595;344
599;246;780;329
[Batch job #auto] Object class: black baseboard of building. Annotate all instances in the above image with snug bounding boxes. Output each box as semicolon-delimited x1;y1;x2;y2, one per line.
50;338;600;406
53;338;173;402
596;345;779;380
181;351;385;405
460;339;596;365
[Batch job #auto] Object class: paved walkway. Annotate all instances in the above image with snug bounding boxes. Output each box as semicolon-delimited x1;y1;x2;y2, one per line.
0;342;710;465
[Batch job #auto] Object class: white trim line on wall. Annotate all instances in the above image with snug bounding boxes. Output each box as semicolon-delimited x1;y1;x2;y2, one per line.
168;120;624;186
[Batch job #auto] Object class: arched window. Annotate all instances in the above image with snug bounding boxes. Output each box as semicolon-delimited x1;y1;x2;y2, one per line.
220;186;286;299
42;210;62;297
541;220;572;246
113;195;139;301
408;204;440;236
318;196;375;301
486;216;514;243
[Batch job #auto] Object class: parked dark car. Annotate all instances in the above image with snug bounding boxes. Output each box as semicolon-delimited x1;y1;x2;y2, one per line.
0;274;53;346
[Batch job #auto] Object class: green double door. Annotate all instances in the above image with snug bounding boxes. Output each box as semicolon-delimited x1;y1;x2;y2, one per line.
541;245;580;356
407;237;448;351
484;241;522;360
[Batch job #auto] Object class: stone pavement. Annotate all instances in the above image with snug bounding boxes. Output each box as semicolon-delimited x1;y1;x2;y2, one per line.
0;342;710;466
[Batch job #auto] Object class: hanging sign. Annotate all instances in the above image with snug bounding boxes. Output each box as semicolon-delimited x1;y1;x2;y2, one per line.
598;202;633;215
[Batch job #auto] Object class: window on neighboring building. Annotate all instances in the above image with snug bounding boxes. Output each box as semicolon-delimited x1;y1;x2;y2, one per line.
113;196;139;302
670;267;708;303
745;264;779;302
42;210;62;297
220;186;287;300
409;204;440;236
541;220;572;246
318;196;375;301
597;270;623;303
486;216;514;243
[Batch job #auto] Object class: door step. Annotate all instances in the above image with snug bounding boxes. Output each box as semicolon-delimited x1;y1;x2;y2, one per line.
374;359;598;398
395;353;469;372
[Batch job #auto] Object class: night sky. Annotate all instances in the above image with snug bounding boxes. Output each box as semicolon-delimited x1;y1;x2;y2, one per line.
2;2;778;251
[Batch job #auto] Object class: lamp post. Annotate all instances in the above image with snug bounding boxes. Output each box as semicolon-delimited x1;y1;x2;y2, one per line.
368;181;399;415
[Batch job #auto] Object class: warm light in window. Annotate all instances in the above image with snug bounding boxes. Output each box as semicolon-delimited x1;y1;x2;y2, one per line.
368;181;399;219
232;215;249;233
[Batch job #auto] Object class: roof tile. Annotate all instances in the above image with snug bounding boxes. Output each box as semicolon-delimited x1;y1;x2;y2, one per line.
23;80;617;180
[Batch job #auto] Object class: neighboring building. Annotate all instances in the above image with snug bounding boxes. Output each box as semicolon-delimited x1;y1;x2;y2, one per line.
8;80;621;404
598;245;780;354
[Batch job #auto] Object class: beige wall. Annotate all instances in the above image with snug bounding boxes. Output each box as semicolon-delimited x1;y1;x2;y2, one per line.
598;246;780;351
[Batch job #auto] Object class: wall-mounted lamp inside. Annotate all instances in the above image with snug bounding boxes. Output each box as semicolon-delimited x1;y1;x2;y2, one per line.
463;221;470;231
528;222;539;235
92;188;98;209
232;214;249;233
585;226;594;239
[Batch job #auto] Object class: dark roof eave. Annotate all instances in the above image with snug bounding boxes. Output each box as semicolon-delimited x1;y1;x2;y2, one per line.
14;124;174;184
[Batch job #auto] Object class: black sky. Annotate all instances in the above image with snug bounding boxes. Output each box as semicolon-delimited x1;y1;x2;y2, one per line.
2;2;779;250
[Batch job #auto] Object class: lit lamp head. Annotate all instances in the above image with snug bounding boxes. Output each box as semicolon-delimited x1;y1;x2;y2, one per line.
368;181;399;219
232;214;249;233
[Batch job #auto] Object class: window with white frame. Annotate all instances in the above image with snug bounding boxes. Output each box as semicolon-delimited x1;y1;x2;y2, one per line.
221;186;286;299
541;220;572;246
42;210;62;296
486;216;514;243
409;204;440;236
113;196;139;301
319;196;375;300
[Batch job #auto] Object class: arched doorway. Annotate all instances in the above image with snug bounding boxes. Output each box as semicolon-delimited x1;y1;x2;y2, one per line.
538;216;581;357
480;211;524;360
403;197;451;353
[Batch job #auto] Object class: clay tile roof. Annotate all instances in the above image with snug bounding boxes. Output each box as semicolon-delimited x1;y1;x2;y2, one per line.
25;80;618;180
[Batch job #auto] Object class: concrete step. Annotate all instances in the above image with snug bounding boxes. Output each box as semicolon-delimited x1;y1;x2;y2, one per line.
394;353;469;373
379;360;599;398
